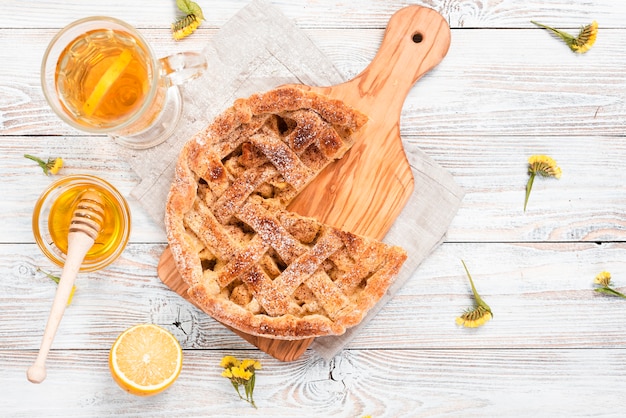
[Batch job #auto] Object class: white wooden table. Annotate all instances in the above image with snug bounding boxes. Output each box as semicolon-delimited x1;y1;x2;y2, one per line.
2;1;626;416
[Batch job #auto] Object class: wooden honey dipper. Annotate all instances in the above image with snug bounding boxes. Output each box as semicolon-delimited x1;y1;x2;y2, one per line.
27;190;105;384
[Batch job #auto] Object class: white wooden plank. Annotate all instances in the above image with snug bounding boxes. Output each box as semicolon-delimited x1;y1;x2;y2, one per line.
0;136;166;244
3;242;625;350
315;28;626;137
0;0;623;29
349;241;626;349
413;135;626;242
2;134;625;244
2;348;625;416
2;27;624;137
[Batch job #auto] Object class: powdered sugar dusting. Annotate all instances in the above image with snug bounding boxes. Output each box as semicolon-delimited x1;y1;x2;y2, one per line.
165;86;407;338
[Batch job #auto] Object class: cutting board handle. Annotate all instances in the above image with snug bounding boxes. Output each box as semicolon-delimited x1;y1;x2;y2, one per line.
333;6;451;119
288;6;451;237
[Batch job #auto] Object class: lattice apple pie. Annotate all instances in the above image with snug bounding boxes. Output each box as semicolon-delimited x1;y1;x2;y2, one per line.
165;86;407;339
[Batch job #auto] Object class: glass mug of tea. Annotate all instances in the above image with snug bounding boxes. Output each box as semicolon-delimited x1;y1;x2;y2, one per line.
41;16;207;149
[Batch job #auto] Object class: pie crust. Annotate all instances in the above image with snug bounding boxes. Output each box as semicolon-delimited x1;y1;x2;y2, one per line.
165;86;407;339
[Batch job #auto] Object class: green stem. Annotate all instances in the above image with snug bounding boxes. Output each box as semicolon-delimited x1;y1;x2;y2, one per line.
595;287;626;299
37;267;60;284
249;374;257;408
24;154;45;163
524;172;536;212
24;154;48;171
231;380;244;400
461;260;491;311
530;21;575;42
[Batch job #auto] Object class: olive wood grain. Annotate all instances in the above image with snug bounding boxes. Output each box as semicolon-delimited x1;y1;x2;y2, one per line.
288;5;451;238
157;5;450;361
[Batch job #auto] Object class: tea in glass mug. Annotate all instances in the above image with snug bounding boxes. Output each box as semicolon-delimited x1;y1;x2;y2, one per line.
42;17;207;149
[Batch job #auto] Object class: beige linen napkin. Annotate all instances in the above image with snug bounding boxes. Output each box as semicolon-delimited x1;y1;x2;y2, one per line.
119;0;464;359
120;0;345;219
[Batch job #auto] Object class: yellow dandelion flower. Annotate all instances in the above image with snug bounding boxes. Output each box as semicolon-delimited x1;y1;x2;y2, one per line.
456;260;493;328
49;157;63;175
240;359;262;372
220;355;240;369
172;14;201;40
24;154;64;176
594;271;612;287
231;366;253;381
172;0;204;40
220;355;261;408
524;155;561;212
531;20;598;54
528;155;562;179
593;271;626;299
456;305;493;328
572;21;599;53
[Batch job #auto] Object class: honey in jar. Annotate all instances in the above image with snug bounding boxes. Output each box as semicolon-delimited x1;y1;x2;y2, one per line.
33;175;131;272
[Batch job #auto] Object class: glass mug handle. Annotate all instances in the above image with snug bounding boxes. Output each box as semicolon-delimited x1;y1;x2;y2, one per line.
111;51;207;149
159;52;207;86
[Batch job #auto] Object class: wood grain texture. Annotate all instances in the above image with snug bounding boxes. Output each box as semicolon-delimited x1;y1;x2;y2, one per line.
0;0;623;29
2;349;625;416
2;1;626;416
3;134;625;245
4;242;625;350
3;28;625;138
288;6;450;237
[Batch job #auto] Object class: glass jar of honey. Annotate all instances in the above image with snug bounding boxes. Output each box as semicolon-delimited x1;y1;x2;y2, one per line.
32;175;131;272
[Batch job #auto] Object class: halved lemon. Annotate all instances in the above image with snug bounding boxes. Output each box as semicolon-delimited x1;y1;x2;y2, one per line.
109;323;183;396
83;48;133;117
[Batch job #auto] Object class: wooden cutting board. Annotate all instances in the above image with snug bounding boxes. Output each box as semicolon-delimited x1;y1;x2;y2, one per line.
158;5;451;361
287;5;451;237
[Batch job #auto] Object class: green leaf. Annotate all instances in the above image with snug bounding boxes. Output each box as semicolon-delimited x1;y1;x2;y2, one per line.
176;0;204;20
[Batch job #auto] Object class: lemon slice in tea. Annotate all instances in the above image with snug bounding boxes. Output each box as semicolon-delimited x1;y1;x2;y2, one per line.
109;323;183;396
83;48;133;117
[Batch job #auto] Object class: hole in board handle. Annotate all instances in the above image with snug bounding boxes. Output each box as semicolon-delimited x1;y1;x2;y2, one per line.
412;32;423;43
